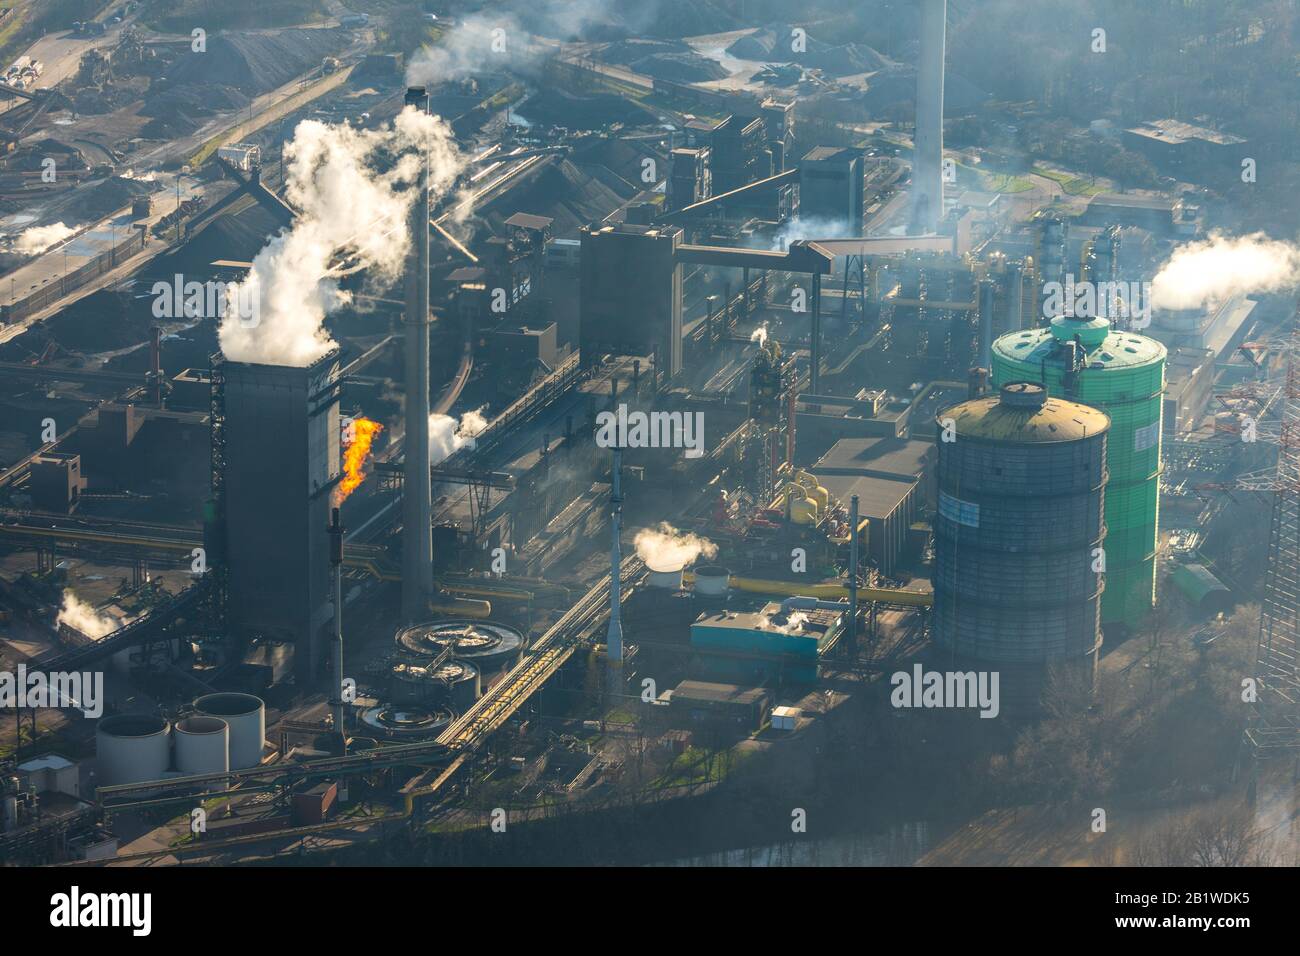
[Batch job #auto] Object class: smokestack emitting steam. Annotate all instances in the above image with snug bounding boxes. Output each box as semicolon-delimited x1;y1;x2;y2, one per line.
633;522;718;570
218;105;462;367
911;0;946;235
1151;232;1300;310
334;417;383;505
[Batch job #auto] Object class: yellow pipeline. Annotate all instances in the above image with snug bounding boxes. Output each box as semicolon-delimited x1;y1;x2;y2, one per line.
682;571;932;607
428;597;493;619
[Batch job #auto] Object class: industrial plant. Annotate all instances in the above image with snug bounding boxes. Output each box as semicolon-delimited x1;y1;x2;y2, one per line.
0;0;1295;887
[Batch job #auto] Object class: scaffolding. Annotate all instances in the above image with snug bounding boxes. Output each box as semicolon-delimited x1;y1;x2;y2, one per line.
1248;310;1300;756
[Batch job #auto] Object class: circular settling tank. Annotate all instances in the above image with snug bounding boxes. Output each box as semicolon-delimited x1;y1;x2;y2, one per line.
194;693;265;770
96;714;171;787
389;658;481;711
359;704;454;739
395;620;525;669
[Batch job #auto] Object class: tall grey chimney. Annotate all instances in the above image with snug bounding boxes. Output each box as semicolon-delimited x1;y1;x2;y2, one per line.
911;0;947;235
402;86;434;622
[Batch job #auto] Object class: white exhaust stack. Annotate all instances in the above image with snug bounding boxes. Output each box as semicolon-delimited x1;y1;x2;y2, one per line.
402;86;434;622
607;446;624;666
911;0;947;235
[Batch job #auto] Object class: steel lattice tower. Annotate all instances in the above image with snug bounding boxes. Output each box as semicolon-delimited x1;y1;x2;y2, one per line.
1248;311;1300;756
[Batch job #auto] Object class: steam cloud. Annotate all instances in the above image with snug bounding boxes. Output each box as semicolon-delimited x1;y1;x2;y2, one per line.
219;107;463;367
57;592;124;639
1151;232;1300;311
633;522;718;570
750;323;769;347
429;407;488;464
11;222;75;255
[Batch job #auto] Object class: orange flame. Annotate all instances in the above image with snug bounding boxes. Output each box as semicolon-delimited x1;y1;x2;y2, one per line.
335;417;383;505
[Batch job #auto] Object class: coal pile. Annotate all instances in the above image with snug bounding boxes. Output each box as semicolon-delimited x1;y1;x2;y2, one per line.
0;289;156;359
64;176;162;222
599;39;728;83
166;29;346;95
515;89;656;129
727;25;891;76
139;84;251;138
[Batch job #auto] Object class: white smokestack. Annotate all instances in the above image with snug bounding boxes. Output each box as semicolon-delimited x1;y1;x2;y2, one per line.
911;0;947;235
218;107;463;367
1151;232;1300;311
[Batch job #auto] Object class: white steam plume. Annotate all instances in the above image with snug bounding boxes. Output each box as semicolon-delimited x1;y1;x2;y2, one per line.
633;522;718;570
11;222;75;255
429;407;488;464
750;323;768;347
1151;232;1300;311
57;591;125;639
766;216;851;252
219;107;463;367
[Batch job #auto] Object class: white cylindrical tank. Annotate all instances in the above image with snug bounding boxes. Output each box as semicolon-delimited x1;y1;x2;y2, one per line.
95;715;171;787
693;565;730;597
647;563;684;590
194;693;265;770
173;716;229;775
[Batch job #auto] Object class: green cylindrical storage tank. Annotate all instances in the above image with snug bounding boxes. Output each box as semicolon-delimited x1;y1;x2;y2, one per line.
991;316;1165;626
933;382;1110;705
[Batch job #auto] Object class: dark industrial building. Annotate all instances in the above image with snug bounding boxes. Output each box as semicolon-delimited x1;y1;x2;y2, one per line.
217;351;341;681
579;222;683;378
799;146;864;234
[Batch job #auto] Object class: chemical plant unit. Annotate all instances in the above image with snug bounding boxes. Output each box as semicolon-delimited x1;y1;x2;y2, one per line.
0;0;1294;868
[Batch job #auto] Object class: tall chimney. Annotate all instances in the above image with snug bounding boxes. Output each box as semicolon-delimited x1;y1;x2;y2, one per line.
606;446;624;669
911;0;947;235
328;507;346;755
402;86;434;622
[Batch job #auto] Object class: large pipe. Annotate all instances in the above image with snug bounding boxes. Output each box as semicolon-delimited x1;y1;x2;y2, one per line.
911;0;947;235
402;86;434;622
780;596;849;614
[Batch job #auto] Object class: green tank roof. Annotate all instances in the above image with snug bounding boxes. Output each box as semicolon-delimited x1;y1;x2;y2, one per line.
995;321;1166;372
941;382;1111;444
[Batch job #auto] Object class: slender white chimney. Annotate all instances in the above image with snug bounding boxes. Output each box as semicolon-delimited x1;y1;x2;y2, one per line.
911;0;947;235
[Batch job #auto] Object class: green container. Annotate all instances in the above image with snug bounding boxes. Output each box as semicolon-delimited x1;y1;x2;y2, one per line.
992;317;1165;625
